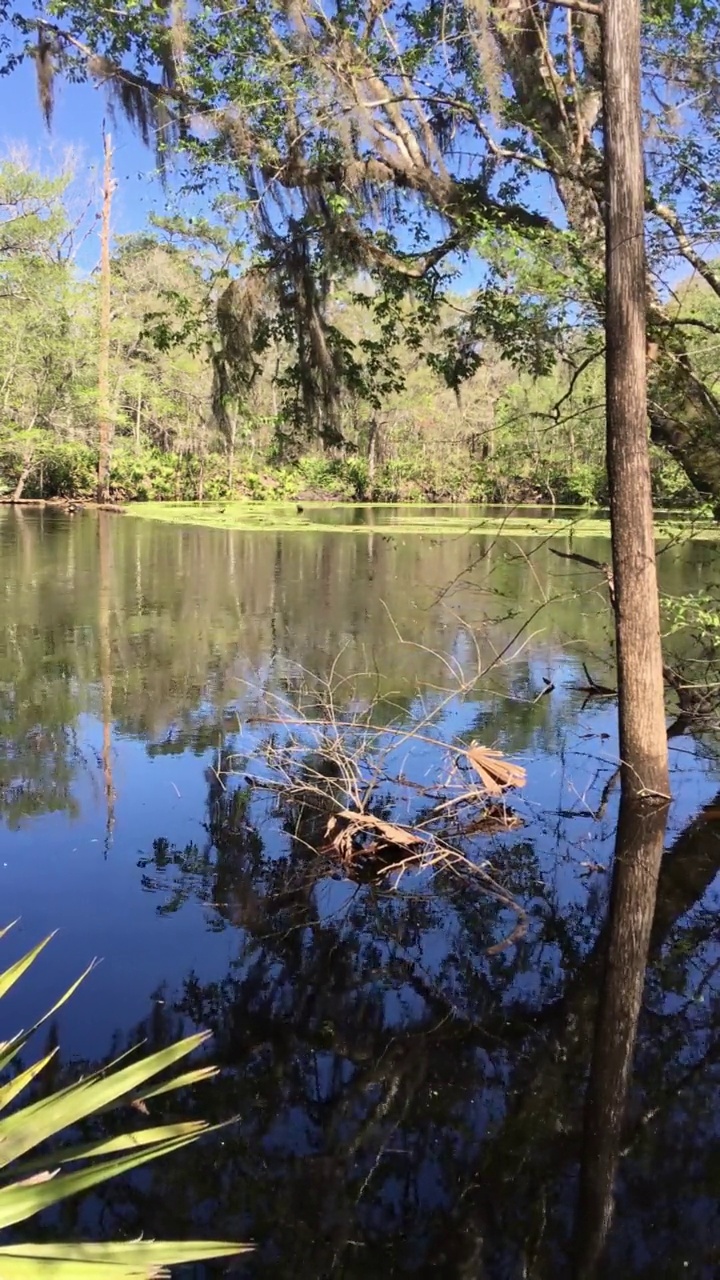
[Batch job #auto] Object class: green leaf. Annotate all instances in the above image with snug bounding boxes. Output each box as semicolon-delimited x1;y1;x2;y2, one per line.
133;1064;219;1100
0;1238;251;1279
0;960;98;1073
0;1032;213;1169
11;1120;211;1176
0;934;56;1000
0;1048;58;1113
0;1121;232;1229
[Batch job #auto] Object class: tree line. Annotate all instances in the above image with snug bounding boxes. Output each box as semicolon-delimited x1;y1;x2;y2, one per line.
0;159;714;506
1;0;718;511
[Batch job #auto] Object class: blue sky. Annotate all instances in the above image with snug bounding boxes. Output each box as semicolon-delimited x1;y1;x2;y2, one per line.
0;46;697;298
0;57;179;267
0;54;505;289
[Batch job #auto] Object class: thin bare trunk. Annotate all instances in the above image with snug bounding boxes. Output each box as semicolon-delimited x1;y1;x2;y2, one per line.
603;0;669;801
11;455;35;502
97;127;114;503
573;796;669;1277
367;418;378;489
135;379;142;450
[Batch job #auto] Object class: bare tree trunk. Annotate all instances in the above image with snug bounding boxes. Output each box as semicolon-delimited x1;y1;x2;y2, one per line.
603;0;669;801
227;412;237;493
135;380;142;450
573;796;669;1277
97;127;114;504
11;454;35;502
367;418;378;491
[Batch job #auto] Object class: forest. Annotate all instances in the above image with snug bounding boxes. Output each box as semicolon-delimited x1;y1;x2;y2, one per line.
0;0;719;509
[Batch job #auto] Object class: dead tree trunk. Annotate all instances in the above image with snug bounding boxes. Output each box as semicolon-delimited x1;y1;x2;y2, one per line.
11;454;36;502
97;127;114;504
603;0;669;801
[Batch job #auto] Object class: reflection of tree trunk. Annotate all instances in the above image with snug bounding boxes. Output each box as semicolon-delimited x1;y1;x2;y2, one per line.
650;792;720;951
98;513;115;851
573;796;669;1277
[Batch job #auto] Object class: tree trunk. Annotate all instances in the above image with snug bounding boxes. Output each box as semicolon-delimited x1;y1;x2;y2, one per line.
135;379;142;451
573;796;669;1278
494;1;720;512
367;418;378;490
603;0;669;801
11;455;35;502
97;127;114;504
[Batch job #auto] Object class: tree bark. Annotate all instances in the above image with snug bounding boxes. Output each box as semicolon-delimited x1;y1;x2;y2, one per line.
97;127;114;504
11;455;35;502
603;0;669;801
573;795;669;1278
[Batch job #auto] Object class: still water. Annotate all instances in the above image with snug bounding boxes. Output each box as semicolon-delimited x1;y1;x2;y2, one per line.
1;507;719;1276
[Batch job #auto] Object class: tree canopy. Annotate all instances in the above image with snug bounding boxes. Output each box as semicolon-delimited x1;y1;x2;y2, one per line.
2;0;719;502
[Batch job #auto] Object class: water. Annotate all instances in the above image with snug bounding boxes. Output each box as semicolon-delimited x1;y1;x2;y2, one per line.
1;507;719;1277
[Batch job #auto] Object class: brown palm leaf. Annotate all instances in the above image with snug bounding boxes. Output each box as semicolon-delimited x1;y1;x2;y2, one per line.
464;745;527;795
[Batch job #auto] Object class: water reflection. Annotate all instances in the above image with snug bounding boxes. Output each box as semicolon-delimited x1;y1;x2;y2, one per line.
43;765;720;1278
1;508;719;1277
575;797;670;1276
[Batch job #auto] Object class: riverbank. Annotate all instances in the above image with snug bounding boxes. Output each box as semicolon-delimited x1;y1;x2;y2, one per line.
0;441;700;509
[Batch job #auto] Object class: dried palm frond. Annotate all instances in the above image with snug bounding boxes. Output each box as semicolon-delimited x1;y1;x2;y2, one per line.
464;744;527;794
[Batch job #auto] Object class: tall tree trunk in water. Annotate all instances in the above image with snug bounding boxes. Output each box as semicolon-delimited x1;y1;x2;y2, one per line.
573;796;669;1277
97;127;114;504
603;0;669;801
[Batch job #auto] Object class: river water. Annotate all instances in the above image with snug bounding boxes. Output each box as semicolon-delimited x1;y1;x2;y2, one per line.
1;507;719;1276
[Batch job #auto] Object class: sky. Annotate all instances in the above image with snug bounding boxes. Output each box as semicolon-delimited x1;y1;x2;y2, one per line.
0;56;180;269
0;39;699;296
0;51;506;289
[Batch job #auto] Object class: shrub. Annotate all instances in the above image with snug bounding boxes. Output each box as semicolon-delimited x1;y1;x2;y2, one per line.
0;921;248;1277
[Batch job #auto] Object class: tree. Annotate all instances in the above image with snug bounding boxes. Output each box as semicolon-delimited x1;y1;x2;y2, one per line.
96;125;113;502
0;161;90;497
5;0;720;504
603;0;669;800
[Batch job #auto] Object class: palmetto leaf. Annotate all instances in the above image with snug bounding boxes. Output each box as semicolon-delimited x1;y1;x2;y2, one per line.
0;1239;252;1278
0;926;249;1275
0;959;98;1073
0;1032;213;1170
0;1121;234;1230
0;1048;58;1112
10;1119;215;1177
0;934;56;1000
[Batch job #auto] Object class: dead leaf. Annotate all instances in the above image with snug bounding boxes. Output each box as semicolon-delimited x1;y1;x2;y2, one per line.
464;745;526;794
336;809;426;849
13;1169;59;1187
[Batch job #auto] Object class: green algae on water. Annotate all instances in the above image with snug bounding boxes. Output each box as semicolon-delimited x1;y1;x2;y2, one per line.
125;501;720;542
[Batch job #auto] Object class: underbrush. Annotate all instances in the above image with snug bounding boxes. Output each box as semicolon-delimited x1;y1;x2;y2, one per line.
0;439;699;509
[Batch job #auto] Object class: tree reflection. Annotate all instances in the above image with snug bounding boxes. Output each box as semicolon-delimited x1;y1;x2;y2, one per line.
0;506;713;829
34;766;718;1279
574;798;669;1277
